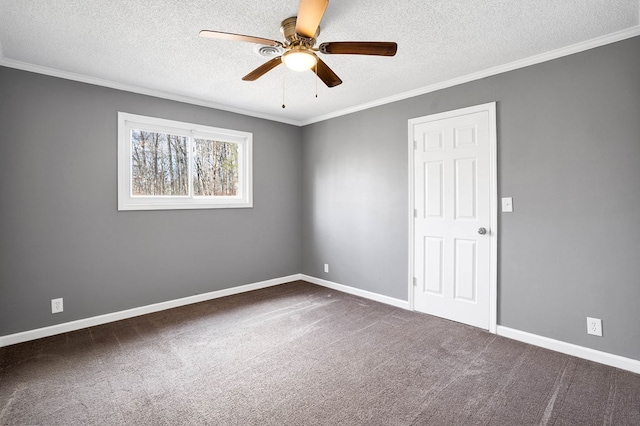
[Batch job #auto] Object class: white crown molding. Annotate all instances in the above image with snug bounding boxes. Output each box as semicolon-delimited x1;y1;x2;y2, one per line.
2;27;638;127
301;26;640;126
498;326;640;375
0;55;302;127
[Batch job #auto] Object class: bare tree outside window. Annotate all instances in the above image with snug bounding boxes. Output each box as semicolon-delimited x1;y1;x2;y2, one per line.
193;138;239;196
131;130;189;196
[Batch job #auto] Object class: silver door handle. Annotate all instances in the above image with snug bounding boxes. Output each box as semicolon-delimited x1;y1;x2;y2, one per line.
478;227;487;235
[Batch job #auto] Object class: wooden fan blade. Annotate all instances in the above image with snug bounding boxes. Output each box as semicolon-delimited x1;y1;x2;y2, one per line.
295;0;328;39
319;42;397;56
314;58;342;88
242;57;282;81
199;30;283;47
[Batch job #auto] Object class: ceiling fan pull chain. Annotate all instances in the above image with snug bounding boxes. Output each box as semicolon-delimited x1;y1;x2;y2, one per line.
315;62;318;98
282;64;286;108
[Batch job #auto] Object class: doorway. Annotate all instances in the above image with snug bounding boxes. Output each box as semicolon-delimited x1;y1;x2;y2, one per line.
408;102;497;331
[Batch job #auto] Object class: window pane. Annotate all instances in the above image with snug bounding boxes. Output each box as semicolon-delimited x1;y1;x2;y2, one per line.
119;112;252;210
193;138;239;196
131;130;188;196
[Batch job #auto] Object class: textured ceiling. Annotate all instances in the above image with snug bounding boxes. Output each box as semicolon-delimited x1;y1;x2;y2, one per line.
0;1;639;125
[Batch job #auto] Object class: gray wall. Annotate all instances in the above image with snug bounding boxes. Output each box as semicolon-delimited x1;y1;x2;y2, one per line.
0;67;302;335
2;36;640;362
301;36;640;360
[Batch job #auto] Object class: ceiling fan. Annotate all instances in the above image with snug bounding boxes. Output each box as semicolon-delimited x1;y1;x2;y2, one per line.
199;0;397;88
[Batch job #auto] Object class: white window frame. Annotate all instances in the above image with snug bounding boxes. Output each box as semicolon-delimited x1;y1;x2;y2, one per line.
118;112;253;211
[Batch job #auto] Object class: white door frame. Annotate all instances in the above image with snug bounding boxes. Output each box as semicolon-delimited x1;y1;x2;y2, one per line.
408;102;498;333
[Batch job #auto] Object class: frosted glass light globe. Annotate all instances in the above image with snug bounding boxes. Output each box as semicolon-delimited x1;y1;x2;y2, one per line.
282;49;317;72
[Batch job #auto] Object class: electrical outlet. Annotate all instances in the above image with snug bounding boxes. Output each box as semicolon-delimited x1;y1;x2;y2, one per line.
587;317;602;336
51;298;63;314
324;263;329;273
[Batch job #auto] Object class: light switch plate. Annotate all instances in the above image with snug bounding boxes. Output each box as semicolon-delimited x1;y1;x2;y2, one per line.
501;197;513;212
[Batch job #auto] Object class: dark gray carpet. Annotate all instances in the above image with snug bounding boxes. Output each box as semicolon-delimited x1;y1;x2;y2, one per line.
1;281;639;425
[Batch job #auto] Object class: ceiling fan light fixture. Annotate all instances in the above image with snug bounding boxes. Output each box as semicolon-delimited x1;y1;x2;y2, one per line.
282;49;317;72
200;1;397;88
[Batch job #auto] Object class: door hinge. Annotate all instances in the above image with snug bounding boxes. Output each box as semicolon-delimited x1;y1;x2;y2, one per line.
414;209;418;218
413;277;418;287
413;140;418;150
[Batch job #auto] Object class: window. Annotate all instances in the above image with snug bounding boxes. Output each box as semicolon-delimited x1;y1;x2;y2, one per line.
118;112;252;211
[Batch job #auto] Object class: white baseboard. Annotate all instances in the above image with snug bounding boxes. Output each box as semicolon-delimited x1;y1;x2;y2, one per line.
497;326;640;375
301;274;410;310
5;276;637;375
0;275;301;348
306;277;640;375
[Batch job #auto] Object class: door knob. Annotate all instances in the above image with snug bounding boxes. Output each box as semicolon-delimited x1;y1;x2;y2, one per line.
478;227;487;235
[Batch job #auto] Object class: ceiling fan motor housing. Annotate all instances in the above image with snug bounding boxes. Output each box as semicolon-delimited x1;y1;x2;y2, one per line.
280;16;319;46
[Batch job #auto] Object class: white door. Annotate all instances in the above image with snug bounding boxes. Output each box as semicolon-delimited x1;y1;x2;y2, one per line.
409;103;497;331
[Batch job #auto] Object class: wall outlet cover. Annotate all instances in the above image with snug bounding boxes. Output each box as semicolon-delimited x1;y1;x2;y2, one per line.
587;317;602;336
51;298;64;314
